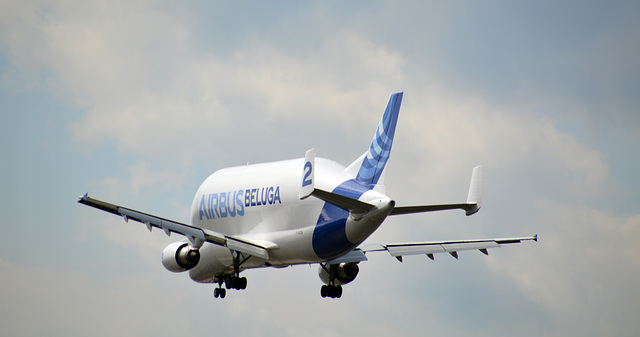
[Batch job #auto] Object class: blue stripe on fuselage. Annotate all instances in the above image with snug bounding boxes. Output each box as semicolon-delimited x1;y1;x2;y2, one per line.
312;179;374;259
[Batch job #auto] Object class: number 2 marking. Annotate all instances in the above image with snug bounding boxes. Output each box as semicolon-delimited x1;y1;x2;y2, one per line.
302;161;313;187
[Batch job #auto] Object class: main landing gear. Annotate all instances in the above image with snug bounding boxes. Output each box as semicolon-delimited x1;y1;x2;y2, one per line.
320;284;342;298
225;275;248;290
213;276;248;299
213;250;249;299
319;263;343;299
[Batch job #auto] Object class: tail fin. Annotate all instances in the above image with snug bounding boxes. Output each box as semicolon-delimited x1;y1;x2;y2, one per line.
355;92;403;185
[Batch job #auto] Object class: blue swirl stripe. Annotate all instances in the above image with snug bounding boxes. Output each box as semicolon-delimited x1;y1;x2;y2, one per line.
356;92;403;185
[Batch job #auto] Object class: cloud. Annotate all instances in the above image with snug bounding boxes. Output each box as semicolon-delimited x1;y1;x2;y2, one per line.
487;203;640;336
1;1;405;164
385;90;608;208
90;161;191;198
0;258;198;337
65;31;405;162
3;1;640;337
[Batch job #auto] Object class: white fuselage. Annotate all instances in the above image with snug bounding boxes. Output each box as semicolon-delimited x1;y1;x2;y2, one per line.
187;157;391;283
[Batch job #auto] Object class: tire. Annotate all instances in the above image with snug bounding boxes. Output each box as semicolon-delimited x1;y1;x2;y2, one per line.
321;285;328;298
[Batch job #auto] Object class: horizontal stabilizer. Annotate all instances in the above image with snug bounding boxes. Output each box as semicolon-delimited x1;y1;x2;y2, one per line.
390;203;478;215
308;188;375;214
389;165;483;216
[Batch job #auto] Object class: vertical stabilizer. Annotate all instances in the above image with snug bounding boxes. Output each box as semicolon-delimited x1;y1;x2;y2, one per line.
355;92;403;185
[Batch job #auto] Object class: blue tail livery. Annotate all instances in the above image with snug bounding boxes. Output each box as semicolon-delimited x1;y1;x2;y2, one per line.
356;92;403;185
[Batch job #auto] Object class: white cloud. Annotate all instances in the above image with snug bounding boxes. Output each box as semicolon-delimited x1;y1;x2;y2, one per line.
385;89;608;210
487;203;640;336
1;1;405;162
66;31;405;161
3;1;640;336
0;258;199;337
92;161;190;197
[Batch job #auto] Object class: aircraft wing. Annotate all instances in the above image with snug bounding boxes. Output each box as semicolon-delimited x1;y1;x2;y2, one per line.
359;235;537;261
78;194;273;259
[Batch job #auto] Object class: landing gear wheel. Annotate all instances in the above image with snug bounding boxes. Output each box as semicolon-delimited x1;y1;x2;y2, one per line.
321;285;329;298
334;285;342;298
320;284;343;299
214;279;228;299
225;276;248;290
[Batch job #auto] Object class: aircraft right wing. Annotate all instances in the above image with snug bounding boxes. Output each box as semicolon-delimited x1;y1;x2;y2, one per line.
359;235;537;262
78;194;274;259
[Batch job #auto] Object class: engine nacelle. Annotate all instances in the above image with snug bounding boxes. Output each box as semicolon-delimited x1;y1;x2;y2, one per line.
318;262;359;286
161;242;201;272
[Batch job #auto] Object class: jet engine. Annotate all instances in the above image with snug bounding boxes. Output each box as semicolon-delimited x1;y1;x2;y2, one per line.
161;242;201;272
318;262;359;285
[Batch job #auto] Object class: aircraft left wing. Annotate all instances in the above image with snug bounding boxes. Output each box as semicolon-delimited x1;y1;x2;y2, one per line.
359;235;537;262
77;194;272;259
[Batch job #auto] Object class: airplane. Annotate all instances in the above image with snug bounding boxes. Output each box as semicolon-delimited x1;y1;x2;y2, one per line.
78;92;537;299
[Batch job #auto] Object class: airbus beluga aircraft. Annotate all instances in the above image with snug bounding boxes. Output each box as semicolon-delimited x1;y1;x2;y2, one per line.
79;92;537;299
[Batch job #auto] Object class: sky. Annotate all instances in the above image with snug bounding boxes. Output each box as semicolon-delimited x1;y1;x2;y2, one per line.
1;1;639;336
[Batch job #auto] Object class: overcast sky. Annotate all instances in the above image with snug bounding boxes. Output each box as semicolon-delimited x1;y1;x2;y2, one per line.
1;1;639;336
